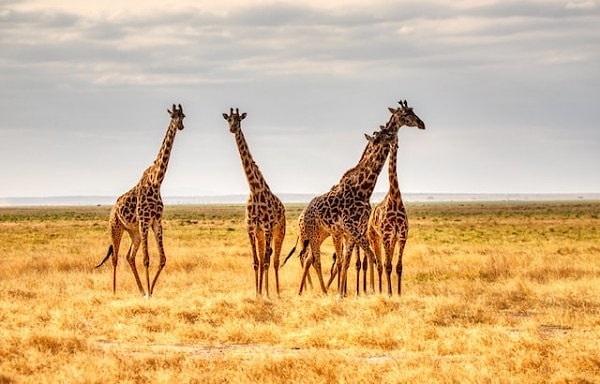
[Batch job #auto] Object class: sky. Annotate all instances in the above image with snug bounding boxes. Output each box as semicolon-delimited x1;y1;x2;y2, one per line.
1;0;599;199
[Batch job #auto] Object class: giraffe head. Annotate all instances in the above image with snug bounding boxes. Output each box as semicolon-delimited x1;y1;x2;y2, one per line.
365;125;395;147
168;104;185;130
360;125;395;165
222;108;247;134
387;99;425;133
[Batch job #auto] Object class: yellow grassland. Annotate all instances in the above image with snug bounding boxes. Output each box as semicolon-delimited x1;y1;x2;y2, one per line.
0;202;599;383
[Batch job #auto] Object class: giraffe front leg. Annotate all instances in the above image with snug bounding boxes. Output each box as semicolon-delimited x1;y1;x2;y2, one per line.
256;231;268;297
326;252;339;290
298;252;313;295
354;235;377;295
338;244;354;298
247;232;260;297
138;222;151;298
311;251;328;295
263;231;274;298
352;244;361;296
362;249;369;294
298;245;314;290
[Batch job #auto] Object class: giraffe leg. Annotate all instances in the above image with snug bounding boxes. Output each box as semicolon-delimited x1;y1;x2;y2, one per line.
338;242;354;298
138;221;151;297
298;252;312;295
247;231;260;296
299;243;327;295
369;232;383;294
396;236;407;296
311;251;328;294
353;244;360;295
328;234;344;295
383;236;397;296
256;230;267;297
109;218;124;294
126;229;144;296
272;221;285;297
264;236;273;298
299;246;314;289
354;245;362;296
326;252;338;290
149;221;166;297
349;231;378;295
362;249;369;294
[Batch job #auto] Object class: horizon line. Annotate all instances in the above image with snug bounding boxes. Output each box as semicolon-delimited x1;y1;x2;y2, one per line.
2;192;600;207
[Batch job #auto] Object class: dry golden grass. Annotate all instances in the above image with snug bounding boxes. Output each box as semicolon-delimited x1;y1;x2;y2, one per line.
1;201;599;383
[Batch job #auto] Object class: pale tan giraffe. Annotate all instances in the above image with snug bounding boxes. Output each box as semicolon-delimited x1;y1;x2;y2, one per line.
367;100;426;295
223;108;286;297
96;104;185;297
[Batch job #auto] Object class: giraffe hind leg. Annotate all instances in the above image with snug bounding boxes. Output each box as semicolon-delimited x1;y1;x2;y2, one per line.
126;230;145;296
396;237;407;296
109;218;125;294
272;222;285;297
149;221;167;297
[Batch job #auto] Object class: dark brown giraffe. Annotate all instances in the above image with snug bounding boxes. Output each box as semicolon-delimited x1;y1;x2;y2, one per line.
96;104;185;297
223;108;286;297
322;101;425;296
292;125;394;297
281;131;382;290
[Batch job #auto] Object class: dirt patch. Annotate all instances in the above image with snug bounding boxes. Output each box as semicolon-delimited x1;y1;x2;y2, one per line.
94;339;398;364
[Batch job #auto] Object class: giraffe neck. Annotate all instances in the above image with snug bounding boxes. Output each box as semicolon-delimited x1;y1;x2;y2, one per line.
234;129;270;193
387;137;402;198
347;141;390;200
147;121;178;186
338;140;374;182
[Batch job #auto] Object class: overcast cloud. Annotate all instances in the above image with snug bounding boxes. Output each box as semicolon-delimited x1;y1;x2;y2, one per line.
1;0;599;199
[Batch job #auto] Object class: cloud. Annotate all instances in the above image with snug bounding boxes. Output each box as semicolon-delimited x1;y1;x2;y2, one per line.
1;0;599;196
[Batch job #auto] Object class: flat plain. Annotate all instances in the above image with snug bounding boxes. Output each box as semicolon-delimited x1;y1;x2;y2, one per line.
0;201;599;383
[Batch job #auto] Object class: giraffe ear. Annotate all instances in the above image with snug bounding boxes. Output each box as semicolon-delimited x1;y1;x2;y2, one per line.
388;107;396;114
241;112;247;120
222;113;229;120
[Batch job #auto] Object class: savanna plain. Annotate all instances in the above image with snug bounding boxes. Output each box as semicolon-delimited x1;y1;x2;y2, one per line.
1;201;599;383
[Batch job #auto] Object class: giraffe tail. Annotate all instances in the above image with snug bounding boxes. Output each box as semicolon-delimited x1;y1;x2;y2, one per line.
95;245;114;269
281;237;308;267
281;236;299;267
330;252;337;276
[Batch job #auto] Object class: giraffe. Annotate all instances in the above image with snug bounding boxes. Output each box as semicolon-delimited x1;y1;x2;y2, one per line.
281;131;381;289
324;101;425;296
95;104;185;297
366;99;426;295
295;125;395;296
223;108;286;297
